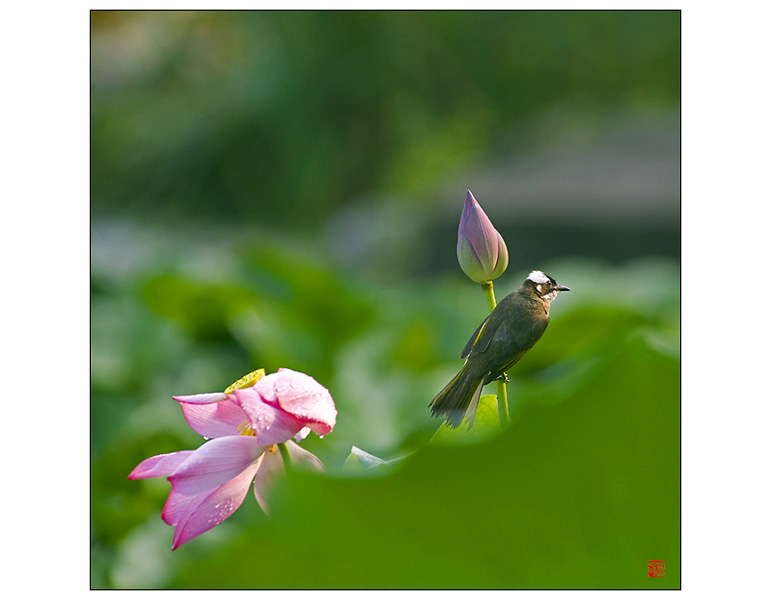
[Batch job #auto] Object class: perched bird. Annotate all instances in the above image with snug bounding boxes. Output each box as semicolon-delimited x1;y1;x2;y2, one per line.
430;270;570;428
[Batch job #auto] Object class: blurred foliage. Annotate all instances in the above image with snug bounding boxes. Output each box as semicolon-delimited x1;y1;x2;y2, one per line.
91;226;679;588
91;10;679;229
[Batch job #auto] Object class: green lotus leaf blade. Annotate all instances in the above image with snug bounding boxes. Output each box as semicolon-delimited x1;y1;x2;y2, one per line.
430;394;501;446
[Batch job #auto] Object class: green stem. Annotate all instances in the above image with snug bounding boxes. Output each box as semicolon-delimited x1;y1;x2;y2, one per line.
480;280;497;312
496;380;510;426
480;280;510;427
278;442;292;469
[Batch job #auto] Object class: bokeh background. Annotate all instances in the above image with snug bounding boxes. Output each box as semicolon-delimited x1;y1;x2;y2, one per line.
91;10;680;589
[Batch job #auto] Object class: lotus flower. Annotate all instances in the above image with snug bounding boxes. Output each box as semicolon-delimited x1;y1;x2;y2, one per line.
456;189;509;283
128;368;336;550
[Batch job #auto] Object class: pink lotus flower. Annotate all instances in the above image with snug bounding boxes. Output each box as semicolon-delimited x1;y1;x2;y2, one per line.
128;368;336;550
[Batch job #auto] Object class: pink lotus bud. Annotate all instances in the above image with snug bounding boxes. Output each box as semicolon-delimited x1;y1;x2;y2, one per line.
456;190;509;283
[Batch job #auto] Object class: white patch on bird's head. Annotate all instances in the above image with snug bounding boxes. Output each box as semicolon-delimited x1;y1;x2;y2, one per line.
527;270;551;284
525;270;568;303
526;270;562;302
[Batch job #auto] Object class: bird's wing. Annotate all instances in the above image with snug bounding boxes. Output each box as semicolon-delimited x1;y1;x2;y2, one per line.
460;313;498;359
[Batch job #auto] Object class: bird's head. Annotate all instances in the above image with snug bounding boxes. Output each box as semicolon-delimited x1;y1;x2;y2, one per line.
523;270;571;303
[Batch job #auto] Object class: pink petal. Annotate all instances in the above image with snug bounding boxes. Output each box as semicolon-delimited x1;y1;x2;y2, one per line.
463;204;499;267
128;451;194;480
173;392;228;404
162;487;209;528
285;440;324;472
458;189;476;236
293;426;312;442
263;369;337;437
252;441;324;514
167;436;265;496
171;461;261;550
252;449;285;514
229;387;308;445
180;398;251;439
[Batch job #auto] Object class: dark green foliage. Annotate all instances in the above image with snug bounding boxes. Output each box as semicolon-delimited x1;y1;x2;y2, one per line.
91;11;680;229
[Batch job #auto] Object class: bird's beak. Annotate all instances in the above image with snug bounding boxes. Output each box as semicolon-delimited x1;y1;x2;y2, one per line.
556;285;571;292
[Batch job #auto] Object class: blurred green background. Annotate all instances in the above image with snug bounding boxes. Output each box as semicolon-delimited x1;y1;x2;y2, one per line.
91;10;680;589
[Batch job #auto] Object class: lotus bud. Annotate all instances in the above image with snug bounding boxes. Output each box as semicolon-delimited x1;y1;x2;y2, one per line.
456;190;509;283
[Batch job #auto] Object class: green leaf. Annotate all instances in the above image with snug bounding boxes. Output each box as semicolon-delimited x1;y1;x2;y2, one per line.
343;445;410;474
172;336;680;589
430;394;501;446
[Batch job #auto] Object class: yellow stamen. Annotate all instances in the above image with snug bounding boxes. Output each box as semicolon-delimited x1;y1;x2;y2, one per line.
236;420;255;436
224;368;266;394
226;368;266;437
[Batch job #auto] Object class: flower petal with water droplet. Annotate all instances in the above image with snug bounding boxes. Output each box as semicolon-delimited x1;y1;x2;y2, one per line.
167;436;265;496
229;386;310;445
171;461;261;550
264;369;337;437
179;397;251;439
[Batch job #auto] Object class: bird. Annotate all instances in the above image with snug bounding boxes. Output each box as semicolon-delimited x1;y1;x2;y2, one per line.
430;270;570;429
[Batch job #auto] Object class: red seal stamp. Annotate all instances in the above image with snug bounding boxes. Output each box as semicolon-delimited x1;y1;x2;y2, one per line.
648;560;665;577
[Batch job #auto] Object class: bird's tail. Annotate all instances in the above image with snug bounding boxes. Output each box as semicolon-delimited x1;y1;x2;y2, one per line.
429;362;487;429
